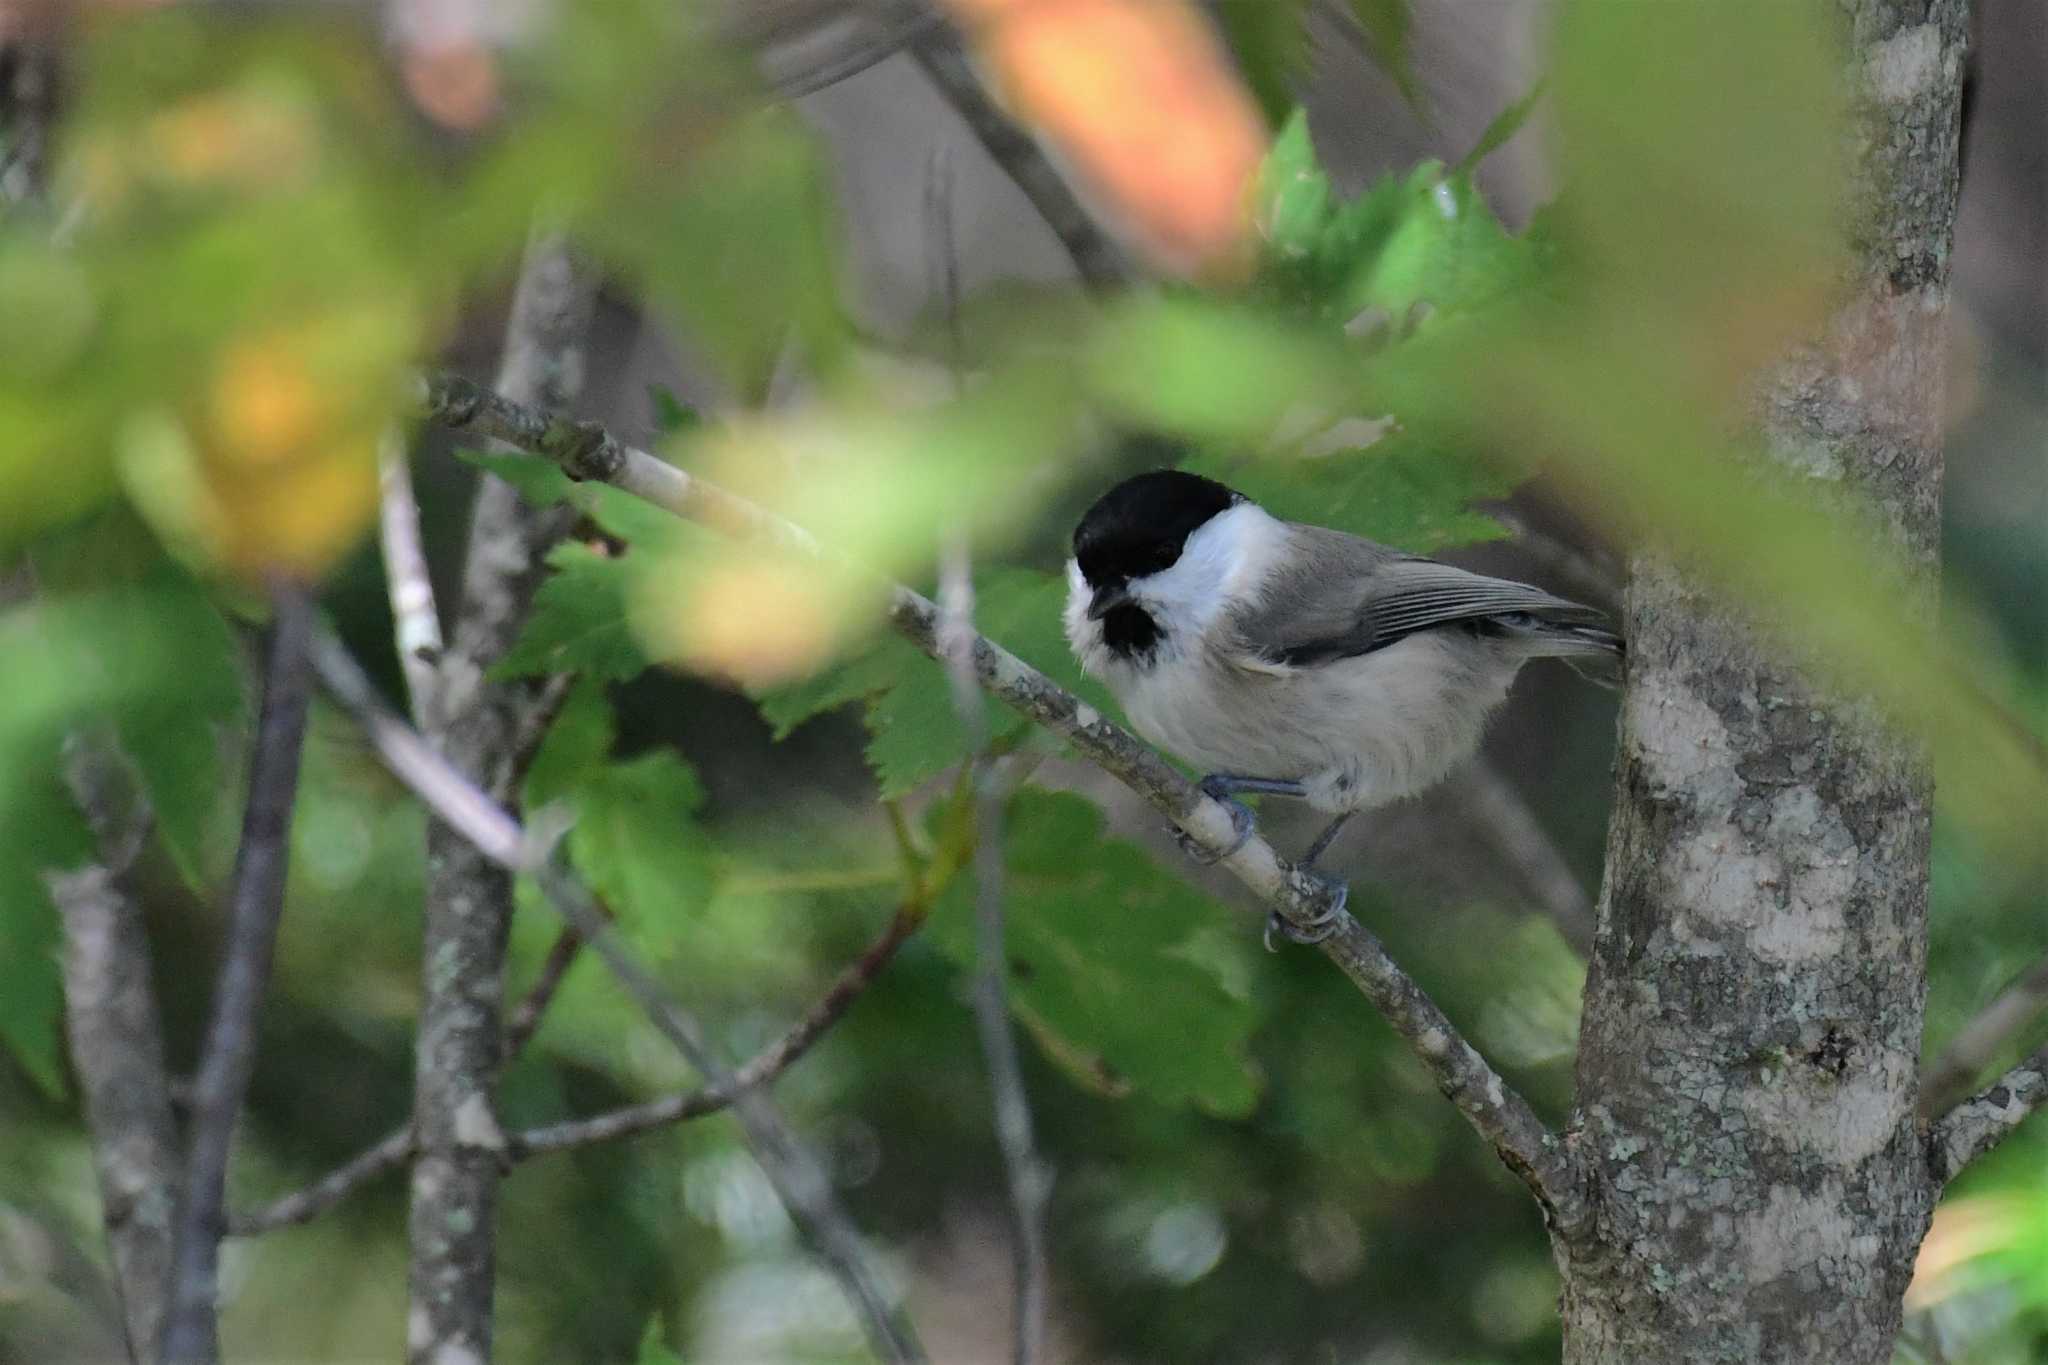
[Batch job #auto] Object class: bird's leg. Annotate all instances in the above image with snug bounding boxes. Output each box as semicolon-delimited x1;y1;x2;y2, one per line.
1264;812;1354;952
1172;773;1308;866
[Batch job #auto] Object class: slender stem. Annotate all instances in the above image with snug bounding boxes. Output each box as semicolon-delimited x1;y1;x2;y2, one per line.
908;29;1126;294
501;923;587;1062
939;536;1049;1365
307;629;927;1365
376;433;442;726
160;586;315;1365
229;903;926;1235
416;374;1584;1229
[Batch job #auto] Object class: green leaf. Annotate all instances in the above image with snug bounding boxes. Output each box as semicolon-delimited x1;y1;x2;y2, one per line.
635;1318;684;1365
648;385;697;437
460;448;575;508
754;570;1118;799
1254;110;1334;266
0;582;233;1092
1182;431;1512;553
567;752;716;938
1456;81;1547;177
523;677;616;811
930;791;1260;1114
491;542;652;682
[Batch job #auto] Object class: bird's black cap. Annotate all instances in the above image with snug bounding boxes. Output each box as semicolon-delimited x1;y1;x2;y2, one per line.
1072;469;1242;589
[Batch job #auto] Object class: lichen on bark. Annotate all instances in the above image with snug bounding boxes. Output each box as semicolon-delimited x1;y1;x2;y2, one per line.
1560;3;1968;1361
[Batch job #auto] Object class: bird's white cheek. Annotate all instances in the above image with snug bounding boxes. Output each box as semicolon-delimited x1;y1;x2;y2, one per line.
1062;560;1106;677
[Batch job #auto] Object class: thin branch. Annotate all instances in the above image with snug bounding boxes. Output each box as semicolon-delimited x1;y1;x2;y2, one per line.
408;228;597;1365
1456;761;1596;955
511;903;925;1159
376;432;442;726
228;914;603;1238
1922;958;2048;1118
1927;1048;2048;1186
908;28;1127;294
160;586;315;1365
417;372;1589;1235
940;536;1050;1364
502;923;586;1061
306;630;928;1365
52;737;180;1363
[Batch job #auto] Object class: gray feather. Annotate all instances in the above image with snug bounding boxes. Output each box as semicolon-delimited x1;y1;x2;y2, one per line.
1232;524;1616;667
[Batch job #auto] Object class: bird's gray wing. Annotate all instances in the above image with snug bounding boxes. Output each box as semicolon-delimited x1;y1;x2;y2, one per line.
1232;526;1611;668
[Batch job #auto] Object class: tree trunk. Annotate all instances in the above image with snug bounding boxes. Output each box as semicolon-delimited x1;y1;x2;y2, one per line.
1560;3;1966;1361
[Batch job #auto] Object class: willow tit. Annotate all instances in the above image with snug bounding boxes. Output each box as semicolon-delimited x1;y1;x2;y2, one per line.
1065;469;1620;946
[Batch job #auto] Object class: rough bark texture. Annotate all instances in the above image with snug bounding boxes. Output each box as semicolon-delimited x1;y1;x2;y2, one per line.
407;234;597;1365
1561;4;1967;1362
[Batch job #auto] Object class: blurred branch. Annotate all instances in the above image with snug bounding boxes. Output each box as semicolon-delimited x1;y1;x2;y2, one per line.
1923;958;2048;1119
231;900;923;1233
305;628;928;1365
161;586;315;1365
376;433;442;726
408;228;597;1365
229;908;604;1238
909;28;1127;293
51;738;180;1364
416;371;1587;1236
940;538;1050;1365
0;36;59;211
1927;1048;2048;1186
512;902;926;1158
1455;760;1595;955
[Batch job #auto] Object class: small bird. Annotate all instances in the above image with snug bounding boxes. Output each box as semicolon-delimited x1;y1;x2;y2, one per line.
1064;469;1620;947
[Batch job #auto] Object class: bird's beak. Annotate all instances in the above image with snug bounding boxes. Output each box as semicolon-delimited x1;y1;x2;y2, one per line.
1087;584;1134;621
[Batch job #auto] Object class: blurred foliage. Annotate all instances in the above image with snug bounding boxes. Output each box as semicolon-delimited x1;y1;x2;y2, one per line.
0;1;2043;1363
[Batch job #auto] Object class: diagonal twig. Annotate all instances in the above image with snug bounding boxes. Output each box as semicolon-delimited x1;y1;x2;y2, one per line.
306;628;928;1365
160;586;316;1365
416;371;1588;1235
909;27;1126;294
227;902;923;1233
1927;1047;2048;1186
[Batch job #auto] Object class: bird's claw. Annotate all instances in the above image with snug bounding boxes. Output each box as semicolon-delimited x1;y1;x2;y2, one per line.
1172;793;1255;866
1264;873;1348;952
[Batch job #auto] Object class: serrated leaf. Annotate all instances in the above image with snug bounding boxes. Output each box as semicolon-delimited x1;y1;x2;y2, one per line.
930;791;1260;1114
1254;110;1334;264
1182;432;1512;553
567;752;716;938
754;570;1118;799
524;677;615;810
491;542;651;682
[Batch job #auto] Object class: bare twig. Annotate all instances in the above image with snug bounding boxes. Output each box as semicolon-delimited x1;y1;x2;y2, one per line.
512;903;925;1158
1928;1048;2048;1186
307;629;928;1365
52;738;180;1363
231;901;921;1234
1922;958;2048;1118
377;433;442;725
939;532;1049;1363
1455;761;1596;955
229;916;602;1238
409;228;598;1365
909;28;1126;293
417;373;1587;1234
160;586;315;1365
